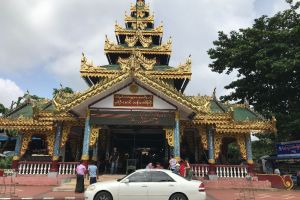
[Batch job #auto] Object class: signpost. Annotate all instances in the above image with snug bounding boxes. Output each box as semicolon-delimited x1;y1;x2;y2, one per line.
277;140;300;157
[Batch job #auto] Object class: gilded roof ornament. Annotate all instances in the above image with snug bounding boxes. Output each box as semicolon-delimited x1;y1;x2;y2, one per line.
118;50;156;71
125;30;152;47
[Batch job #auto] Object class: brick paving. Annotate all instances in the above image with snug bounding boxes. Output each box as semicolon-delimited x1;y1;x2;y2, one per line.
206;189;300;200
1;175;300;200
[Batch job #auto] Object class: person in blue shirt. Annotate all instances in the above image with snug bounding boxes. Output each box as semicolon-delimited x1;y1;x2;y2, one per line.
88;161;98;185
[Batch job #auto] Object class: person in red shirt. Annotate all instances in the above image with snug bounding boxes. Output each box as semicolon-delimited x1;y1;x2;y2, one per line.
179;159;185;177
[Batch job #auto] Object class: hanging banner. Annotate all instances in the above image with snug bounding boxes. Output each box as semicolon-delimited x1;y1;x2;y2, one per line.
113;94;153;107
277;140;300;157
90;110;175;126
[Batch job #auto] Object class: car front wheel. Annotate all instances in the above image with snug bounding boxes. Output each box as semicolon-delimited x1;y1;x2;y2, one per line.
170;193;188;200
94;191;113;200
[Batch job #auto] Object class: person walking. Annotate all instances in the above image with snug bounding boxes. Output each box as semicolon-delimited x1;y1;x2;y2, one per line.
88;161;98;185
75;162;86;193
109;147;119;174
169;155;177;173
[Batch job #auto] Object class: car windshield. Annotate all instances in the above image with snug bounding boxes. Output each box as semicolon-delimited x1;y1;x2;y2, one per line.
117;174;130;182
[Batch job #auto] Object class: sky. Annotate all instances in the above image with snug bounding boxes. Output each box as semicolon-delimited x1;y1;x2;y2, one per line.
0;0;290;107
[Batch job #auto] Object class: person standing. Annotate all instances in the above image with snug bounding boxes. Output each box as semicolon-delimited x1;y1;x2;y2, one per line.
179;159;186;177
88;161;98;185
109;147;119;174
184;158;192;179
75;162;86;193
169;155;177;172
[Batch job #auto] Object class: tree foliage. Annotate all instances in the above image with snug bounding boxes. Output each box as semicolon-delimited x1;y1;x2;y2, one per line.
208;0;300;142
53;86;74;97
0;103;8;115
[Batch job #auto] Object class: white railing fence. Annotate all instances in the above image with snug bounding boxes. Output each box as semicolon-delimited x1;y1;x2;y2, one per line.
58;162;79;175
18;162;51;175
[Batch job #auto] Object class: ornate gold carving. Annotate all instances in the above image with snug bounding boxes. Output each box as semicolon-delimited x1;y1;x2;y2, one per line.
214;133;223;159
81;154;89;161
60;125;71;148
129;83;139;93
198;126;208;150
53;156;59;161
153;37;172;51
118;51;156;71
13;156;20;161
125;31;152;48
125;14;154;23
236;134;247;160
20;133;32;157
90;126;100;146
164;128;174;147
47;131;55;156
208;159;215;164
167;56;192;73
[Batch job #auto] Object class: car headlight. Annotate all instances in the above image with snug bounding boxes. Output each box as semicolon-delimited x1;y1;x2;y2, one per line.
87;185;96;191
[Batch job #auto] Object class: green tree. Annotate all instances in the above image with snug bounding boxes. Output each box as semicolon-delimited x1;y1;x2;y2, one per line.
0;103;7;115
208;0;300;143
53;86;74;97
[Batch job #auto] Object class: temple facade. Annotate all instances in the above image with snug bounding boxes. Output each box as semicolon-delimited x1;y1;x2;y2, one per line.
0;0;276;174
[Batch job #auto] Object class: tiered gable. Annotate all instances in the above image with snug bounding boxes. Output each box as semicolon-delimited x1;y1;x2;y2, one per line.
80;0;191;92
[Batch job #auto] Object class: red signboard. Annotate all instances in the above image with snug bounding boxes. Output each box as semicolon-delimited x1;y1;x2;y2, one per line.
114;94;153;107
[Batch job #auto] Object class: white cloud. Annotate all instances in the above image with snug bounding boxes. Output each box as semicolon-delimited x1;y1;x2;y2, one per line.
0;79;24;107
0;0;291;99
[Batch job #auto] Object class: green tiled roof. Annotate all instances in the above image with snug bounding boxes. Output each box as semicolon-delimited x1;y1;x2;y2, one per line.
8;104;33;118
210;101;226;113
233;107;261;121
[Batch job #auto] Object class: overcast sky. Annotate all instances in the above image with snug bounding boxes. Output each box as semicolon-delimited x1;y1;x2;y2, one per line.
0;0;290;107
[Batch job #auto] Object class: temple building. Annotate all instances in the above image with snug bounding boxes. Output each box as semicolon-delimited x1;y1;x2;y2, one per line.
0;0;276;174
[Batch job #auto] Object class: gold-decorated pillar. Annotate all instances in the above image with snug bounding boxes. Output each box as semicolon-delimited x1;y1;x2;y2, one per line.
12;133;23;170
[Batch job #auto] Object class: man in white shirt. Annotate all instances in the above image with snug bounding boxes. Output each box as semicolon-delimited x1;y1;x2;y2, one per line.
169;155;177;172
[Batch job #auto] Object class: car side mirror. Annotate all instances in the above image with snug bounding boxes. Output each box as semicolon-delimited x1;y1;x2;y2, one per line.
122;179;130;183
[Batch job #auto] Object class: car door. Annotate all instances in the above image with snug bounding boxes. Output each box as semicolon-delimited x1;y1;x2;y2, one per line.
118;171;150;200
147;171;176;200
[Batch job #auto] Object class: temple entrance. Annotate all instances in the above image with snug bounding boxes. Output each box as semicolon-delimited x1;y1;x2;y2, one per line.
108;126;167;173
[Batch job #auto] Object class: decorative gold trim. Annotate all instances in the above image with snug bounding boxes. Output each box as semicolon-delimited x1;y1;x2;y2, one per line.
214;133;223;159
52;156;60;161
13;156;20;161
20;133;32;157
198;126;208;150
81;154;89;161
60;125;71;148
130;83;139;93
47;131;55;156
90;126;100;146
117;51;156;71
236;134;247;160
247;160;254;165
164;128;174;147
208;159;215;164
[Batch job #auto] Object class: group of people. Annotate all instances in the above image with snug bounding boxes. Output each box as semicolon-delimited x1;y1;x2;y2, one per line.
169;155;192;178
75;161;98;193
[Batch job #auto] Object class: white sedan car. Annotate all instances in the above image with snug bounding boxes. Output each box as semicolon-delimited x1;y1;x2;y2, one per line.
85;169;206;200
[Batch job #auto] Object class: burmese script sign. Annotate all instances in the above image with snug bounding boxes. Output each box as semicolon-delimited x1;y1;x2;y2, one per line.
90;110;175;126
277;140;300;157
114;94;153;107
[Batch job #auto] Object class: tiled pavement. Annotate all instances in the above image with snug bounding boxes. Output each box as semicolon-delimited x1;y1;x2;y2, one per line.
207;189;300;200
1;187;300;200
1;175;300;200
